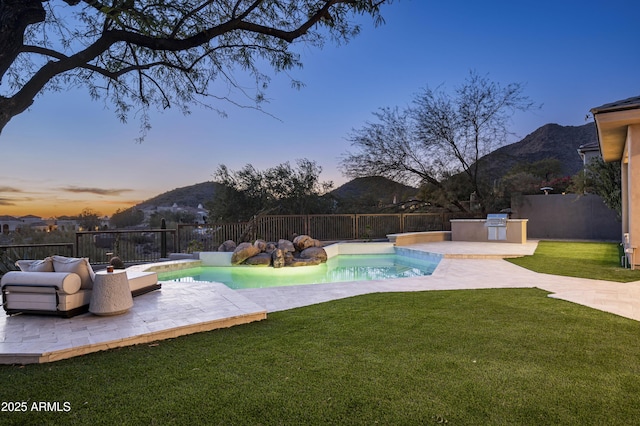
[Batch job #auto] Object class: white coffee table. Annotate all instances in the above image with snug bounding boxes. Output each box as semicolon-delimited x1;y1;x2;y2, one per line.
89;270;133;315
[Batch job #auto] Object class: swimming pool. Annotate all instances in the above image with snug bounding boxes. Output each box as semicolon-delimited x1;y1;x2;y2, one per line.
158;253;439;289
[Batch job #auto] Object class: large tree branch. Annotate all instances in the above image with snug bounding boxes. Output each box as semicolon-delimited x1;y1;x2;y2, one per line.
0;0;46;83
0;0;386;135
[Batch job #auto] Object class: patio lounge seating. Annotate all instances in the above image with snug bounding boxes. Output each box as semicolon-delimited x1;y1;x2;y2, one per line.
1;256;160;317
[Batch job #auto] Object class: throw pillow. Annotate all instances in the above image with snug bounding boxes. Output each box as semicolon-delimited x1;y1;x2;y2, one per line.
52;256;96;290
16;257;54;272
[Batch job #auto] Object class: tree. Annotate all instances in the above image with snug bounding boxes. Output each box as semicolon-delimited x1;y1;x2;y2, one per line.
340;71;535;213
207;158;333;222
77;207;102;230
0;0;392;138
110;207;144;228
501;158;565;196
570;157;622;217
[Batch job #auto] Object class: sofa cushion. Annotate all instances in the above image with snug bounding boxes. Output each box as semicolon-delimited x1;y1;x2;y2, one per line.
16;257;54;272
1;271;82;295
52;256;95;290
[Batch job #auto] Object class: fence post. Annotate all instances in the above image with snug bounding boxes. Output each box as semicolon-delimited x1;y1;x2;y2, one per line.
161;219;167;258
353;214;358;240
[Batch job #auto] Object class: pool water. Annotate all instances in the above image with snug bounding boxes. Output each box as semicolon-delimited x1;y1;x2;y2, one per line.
158;254;439;289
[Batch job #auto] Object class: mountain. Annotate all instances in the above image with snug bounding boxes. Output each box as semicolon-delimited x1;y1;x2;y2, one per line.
330;176;417;201
478;122;597;180
137;181;223;209
131;123;597;211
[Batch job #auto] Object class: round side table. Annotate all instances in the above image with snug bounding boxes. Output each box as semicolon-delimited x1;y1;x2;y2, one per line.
89;270;133;316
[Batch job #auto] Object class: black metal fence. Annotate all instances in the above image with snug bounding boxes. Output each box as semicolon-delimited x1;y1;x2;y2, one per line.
75;229;177;265
175;212;475;252
0;213;477;274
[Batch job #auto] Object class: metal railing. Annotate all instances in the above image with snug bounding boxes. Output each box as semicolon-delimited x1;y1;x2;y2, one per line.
75;229;177;265
176;212;477;252
0;213;479;275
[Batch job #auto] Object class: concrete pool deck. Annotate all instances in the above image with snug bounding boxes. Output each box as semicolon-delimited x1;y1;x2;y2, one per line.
2;240;640;364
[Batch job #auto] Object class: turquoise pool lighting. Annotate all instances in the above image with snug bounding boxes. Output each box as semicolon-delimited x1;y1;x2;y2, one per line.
158;254;439;289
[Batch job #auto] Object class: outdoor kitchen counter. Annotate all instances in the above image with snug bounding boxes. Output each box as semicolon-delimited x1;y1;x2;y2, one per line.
450;219;528;244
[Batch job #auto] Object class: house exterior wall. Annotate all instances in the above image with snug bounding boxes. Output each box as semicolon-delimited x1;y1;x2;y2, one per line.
512;194;619;240
626;125;640;266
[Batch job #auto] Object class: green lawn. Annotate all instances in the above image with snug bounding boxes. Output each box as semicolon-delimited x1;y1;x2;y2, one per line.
2;289;640;425
507;241;640;282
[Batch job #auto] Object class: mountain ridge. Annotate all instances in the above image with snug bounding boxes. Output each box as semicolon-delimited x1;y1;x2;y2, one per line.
133;122;598;209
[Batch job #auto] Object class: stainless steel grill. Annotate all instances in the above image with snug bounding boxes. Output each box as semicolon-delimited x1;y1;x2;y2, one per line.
485;213;508;227
485;213;508;240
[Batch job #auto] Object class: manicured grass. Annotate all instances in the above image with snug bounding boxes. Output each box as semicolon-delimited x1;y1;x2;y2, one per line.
2;289;640;425
507;241;640;282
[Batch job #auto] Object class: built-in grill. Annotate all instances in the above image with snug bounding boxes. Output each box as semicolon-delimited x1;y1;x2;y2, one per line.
485;213;509;241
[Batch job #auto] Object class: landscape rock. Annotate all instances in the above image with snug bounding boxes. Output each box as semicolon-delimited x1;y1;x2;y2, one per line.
265;242;278;254
277;239;295;253
286;257;323;267
254;239;267;252
218;240;236;252
300;247;327;262
231;242;261;264
293;235;316;251
271;248;285;268
243;252;272;266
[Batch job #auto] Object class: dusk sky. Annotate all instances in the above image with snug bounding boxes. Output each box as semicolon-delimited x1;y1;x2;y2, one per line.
2;0;639;218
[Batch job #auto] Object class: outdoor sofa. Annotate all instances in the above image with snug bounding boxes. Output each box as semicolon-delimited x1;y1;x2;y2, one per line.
1;256;160;317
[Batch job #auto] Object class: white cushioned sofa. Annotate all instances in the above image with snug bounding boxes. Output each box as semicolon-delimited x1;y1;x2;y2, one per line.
1;256;161;317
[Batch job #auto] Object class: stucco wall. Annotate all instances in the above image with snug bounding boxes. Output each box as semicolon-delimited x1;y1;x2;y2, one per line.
512;194;619;240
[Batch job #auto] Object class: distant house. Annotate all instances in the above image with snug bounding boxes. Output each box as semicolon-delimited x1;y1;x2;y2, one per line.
577;141;601;166
21;215;48;232
140;203;208;224
55;218;79;231
0;216;23;233
591;95;640;267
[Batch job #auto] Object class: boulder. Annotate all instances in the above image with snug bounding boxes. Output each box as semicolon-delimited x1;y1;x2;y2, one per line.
271;248;285;268
231;242;261;264
277;239;295;253
293;235;316;251
300;247;327;262
218;240;237;252
243;253;272;266
286;257;323;267
254;239;267;252
265;242;278;254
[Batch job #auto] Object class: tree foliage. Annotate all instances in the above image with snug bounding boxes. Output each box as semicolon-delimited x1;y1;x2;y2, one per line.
340;71;536;213
0;0;392;138
77;207;102;230
207;158;334;221
109;207;144;228
501;158;565;196
571;157;622;217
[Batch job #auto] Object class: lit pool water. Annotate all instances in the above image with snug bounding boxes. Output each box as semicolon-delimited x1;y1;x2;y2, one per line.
158;254;439;289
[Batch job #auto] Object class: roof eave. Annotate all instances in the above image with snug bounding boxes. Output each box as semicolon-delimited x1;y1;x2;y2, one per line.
592;107;640;162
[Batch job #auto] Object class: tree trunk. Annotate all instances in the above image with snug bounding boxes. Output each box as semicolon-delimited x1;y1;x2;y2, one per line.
0;0;46;80
0;0;46;135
